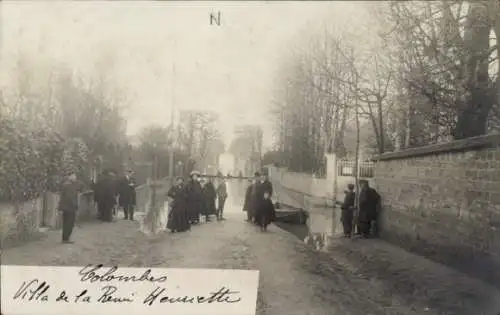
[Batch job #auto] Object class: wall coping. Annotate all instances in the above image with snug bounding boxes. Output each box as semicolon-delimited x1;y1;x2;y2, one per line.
373;133;500;161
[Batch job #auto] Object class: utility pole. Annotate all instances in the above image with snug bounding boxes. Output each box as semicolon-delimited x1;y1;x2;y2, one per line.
168;42;176;187
352;49;361;236
149;144;158;234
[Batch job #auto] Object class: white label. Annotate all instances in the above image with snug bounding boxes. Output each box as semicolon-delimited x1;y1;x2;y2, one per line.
1;265;259;315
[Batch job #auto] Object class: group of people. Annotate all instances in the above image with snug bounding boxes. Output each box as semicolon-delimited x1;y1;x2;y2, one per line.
57;168;137;244
339;179;381;238
92;169;137;222
166;170;228;233
242;172;276;232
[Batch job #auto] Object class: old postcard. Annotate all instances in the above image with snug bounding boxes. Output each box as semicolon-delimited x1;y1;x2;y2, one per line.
1;1;500;315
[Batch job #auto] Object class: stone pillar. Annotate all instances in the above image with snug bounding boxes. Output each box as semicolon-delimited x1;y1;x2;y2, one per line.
43;192;60;229
325;153;338;200
325;154;336;182
325;153;342;236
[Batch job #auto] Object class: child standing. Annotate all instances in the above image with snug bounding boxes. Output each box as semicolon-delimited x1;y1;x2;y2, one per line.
258;192;276;232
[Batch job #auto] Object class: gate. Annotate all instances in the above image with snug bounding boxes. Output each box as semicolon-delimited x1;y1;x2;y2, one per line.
337;159;374;178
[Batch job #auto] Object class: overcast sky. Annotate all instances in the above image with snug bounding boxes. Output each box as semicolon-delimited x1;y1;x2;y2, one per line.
0;1;371;148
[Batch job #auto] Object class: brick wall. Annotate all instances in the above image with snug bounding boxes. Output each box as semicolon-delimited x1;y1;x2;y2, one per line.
372;134;500;286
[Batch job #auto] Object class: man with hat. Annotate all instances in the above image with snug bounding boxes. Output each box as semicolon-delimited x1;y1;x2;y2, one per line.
216;171;228;221
340;183;356;237
58;171;85;244
93;169;117;222
118;169;137;220
357;179;381;238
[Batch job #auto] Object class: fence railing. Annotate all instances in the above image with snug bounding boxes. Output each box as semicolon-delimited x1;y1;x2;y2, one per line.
337;160;374;178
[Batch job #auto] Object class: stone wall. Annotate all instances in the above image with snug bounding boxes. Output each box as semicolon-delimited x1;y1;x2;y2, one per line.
267;163;357;207
372;134;500;286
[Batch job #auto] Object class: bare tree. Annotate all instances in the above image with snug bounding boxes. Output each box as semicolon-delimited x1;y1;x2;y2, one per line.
178;110;223;172
385;1;500;142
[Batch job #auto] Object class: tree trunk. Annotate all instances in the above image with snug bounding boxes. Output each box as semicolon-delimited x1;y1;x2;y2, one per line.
377;96;385;153
454;2;493;139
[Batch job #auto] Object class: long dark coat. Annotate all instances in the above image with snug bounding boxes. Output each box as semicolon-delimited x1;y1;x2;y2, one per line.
58;180;81;213
340;191;355;221
202;181;217;216
358;187;380;223
93;175;116;220
256;198;276;227
117;176;136;208
246;181;265;222
185;179;203;222
260;180;273;198
166;184;190;232
243;183;253;212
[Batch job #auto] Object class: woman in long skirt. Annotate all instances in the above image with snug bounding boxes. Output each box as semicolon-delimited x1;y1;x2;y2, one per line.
242;179;254;222
255;192;276;232
202;179;217;222
185;171;203;224
166;177;190;232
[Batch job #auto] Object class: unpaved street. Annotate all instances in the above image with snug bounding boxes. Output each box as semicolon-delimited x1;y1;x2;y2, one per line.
3;183;500;315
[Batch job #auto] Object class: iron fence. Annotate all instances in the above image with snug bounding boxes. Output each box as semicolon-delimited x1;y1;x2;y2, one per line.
337;159;374;178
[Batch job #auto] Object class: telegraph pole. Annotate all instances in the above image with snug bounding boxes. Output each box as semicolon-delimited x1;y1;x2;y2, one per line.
168;43;176;187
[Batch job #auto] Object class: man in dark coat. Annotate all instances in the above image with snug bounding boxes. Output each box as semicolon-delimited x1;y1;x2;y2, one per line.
58;172;84;244
185;170;203;224
357;180;381;238
93;170;117;222
340;184;356;237
216;172;228;221
202;178;217;222
118;169;137;220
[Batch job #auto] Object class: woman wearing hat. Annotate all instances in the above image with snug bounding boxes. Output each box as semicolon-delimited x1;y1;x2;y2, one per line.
184;170;203;224
166;176;190;232
247;172;262;224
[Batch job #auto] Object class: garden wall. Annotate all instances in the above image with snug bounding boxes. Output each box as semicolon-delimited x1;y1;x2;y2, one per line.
372;133;500;286
267;156;358;209
0;181;155;249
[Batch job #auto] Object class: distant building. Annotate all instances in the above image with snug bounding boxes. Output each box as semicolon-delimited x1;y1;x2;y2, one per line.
231;124;263;176
218;153;235;175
